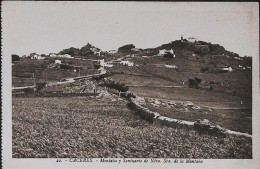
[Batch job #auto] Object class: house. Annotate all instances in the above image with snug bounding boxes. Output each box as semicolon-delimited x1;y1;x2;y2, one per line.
108;50;118;54
120;60;134;66
49;53;57;57
57;54;73;59
187;37;198;43
221;67;233;72
30;53;46;60
90;47;101;56
131;48;141;52
99;59;113;67
63;54;73;58
95;51;101;56
158;49;175;58
55;60;62;64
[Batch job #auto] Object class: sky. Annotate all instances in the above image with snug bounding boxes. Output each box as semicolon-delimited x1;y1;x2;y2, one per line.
2;1;259;58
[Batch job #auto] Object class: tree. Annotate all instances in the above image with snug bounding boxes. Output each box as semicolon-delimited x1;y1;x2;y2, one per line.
188;77;202;88
12;54;20;62
118;44;135;52
94;64;101;69
36;82;47;92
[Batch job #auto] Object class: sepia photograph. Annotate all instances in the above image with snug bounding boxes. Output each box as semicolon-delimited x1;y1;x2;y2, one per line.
1;1;259;169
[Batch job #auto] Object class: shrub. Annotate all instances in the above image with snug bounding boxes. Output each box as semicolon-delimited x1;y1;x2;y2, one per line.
163;53;174;58
194;77;201;84
104;80;129;92
23;88;34;95
94;64;101;69
12;54;20;62
92;74;105;81
60;64;74;70
188;77;202;88
200;67;209;73
118;44;135;52
36;82;47;92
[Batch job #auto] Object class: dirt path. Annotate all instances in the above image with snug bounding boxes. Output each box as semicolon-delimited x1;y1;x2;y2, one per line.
12;86;35;90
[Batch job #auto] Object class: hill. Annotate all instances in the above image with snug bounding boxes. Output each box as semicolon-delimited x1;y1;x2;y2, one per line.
58;43;101;57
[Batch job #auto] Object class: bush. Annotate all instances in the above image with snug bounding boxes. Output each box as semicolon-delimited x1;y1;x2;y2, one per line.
200;67;209;73
36;82;47;92
194;77;201;84
104;80;129;92
94;64;101;69
12;54;20;63
23;88;34;95
209;81;215;84
118;44;135;52
163;53;174;58
92;74;106;81
60;64;74;70
188;77;201;88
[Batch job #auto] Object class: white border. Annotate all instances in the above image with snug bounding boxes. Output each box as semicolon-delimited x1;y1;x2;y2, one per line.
2;2;260;169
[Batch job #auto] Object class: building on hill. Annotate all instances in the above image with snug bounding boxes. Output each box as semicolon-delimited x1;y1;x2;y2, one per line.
187;37;198;43
158;49;175;58
56;54;74;59
49;53;57;57
95;51;101;56
30;53;46;60
131;48;142;52
220;66;233;72
120;60;134;66
181;35;184;41
55;60;62;64
90;47;101;56
108;50;118;54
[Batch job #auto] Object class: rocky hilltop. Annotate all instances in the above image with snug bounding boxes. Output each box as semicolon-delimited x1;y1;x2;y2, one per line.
58;43;101;57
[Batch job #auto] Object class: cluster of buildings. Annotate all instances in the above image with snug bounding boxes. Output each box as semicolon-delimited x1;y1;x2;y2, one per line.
22;53;75;60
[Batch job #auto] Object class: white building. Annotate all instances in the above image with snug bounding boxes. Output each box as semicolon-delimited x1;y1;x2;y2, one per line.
99;59;113;67
164;64;177;69
49;53;57;57
56;54;74;59
108;50;118;54
187;37;198;43
30;53;46;60
158;49;175;57
221;67;233;72
95;51;101;56
55;60;62;64
131;48;141;52
120;60;134;66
